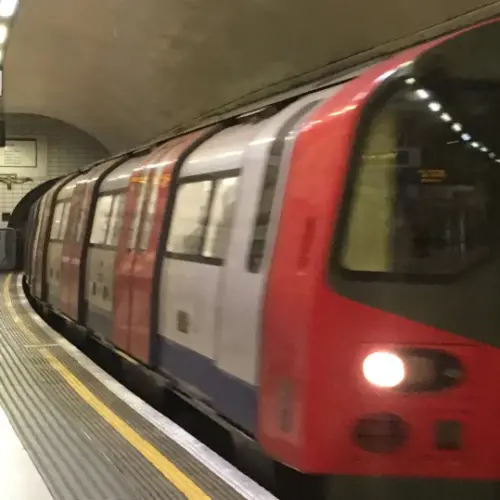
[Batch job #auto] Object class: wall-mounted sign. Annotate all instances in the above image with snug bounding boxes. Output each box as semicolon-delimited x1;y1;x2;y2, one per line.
0;139;37;168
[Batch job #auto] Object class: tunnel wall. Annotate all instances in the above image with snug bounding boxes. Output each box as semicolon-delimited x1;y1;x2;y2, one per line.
0;113;109;228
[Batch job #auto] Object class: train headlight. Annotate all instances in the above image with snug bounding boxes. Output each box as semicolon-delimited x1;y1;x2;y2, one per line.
362;351;405;388
361;348;464;392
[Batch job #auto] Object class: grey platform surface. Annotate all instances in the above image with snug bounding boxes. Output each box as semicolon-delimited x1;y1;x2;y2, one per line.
0;273;276;500
0;407;54;500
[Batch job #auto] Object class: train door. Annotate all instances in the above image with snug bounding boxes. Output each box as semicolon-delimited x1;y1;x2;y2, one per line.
112;155;153;352
25;201;39;286
160;172;241;363
32;176;77;301
84;157;143;339
30;188;54;298
46;199;71;309
60;172;89;317
60;159;123;322
128;134;205;364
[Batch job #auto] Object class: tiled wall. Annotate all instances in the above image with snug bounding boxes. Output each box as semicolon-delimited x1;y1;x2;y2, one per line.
0;113;109;228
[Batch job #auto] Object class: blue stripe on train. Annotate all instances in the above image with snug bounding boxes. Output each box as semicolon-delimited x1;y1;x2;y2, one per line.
157;336;258;435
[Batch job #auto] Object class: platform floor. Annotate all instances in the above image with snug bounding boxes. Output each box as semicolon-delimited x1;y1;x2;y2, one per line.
0;273;276;500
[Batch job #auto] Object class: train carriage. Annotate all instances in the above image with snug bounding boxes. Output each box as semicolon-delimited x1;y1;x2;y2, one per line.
25;18;500;498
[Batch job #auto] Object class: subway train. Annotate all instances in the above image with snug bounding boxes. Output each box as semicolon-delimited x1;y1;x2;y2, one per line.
24;18;500;498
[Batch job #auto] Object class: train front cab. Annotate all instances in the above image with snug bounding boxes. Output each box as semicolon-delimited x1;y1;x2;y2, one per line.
260;19;500;498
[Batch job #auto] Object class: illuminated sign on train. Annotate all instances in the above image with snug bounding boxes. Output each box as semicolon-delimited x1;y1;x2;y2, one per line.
130;171;171;187
418;168;447;183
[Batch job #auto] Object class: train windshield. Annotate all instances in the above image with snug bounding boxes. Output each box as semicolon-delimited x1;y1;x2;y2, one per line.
339;76;500;279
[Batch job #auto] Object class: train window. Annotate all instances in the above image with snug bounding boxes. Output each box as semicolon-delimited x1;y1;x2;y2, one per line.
50;202;64;240
90;195;114;245
64;204;78;244
74;207;84;243
105;193;126;247
138;168;163;251
56;202;66;240
167;180;212;255
339;78;500;278
203;176;239;259
127;173;148;250
59;201;71;241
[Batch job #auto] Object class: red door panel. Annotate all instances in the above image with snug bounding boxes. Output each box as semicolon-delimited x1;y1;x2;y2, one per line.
128;131;206;363
112;148;166;351
30;191;52;298
60;175;87;318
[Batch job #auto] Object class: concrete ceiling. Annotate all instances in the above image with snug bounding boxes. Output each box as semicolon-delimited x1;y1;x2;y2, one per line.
4;0;500;154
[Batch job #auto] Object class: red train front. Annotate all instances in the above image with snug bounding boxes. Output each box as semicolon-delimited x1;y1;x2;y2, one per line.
259;19;500;495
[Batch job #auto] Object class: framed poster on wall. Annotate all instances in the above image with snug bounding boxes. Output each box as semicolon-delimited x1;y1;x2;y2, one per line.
0;139;37;168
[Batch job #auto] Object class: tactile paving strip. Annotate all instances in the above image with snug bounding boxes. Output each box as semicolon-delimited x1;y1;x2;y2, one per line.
0;275;245;500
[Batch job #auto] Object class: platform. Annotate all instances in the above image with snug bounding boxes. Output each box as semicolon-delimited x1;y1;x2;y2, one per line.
0;273;276;500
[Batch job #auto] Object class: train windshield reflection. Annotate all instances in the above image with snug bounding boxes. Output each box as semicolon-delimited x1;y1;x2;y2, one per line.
340;78;500;277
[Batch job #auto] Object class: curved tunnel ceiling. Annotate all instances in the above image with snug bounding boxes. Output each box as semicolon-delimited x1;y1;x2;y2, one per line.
4;0;500;154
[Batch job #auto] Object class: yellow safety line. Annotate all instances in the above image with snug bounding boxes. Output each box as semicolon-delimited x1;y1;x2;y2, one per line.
3;274;211;500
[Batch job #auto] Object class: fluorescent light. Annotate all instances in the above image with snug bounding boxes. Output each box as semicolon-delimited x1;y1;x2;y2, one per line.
461;133;471;141
471;142;479;148
416;89;429;99
489;152;496;159
405;78;416;85
428;101;441;112
0;24;7;44
452;123;462;132
440;113;452;122
0;0;19;18
481;146;488;153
